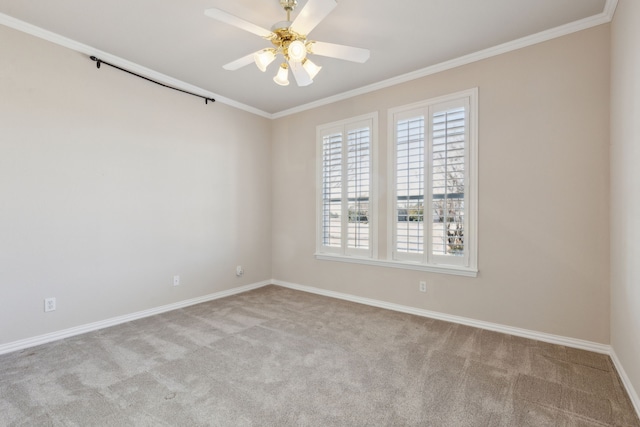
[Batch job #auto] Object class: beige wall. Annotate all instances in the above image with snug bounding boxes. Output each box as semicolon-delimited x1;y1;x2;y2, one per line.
3;6;637;411
0;25;272;344
610;0;640;403
0;16;617;352
272;25;611;343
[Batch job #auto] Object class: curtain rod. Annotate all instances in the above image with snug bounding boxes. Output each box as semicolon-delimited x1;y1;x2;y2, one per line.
90;56;215;105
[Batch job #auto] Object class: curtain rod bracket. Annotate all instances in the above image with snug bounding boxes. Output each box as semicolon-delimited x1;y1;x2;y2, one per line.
90;56;101;69
89;56;215;105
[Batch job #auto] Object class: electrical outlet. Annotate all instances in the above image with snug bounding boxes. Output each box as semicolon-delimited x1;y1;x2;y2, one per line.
173;275;180;286
44;297;56;312
236;265;244;277
419;281;427;293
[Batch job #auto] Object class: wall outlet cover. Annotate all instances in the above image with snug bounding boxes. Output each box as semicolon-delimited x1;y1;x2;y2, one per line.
44;297;56;312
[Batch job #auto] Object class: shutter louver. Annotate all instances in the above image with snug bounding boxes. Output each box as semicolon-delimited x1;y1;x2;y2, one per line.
395;117;425;254
431;107;465;256
322;133;342;247
347;128;370;250
318;114;375;258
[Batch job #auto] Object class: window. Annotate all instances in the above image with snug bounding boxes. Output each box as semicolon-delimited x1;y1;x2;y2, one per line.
389;89;477;273
316;113;377;258
315;90;476;277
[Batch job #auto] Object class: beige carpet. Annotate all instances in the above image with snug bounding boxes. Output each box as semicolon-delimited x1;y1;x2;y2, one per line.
1;285;638;426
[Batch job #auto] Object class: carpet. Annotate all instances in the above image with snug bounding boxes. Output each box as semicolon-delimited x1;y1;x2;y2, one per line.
1;285;638;426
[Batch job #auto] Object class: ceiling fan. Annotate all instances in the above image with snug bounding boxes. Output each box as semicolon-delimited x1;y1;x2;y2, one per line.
204;0;370;87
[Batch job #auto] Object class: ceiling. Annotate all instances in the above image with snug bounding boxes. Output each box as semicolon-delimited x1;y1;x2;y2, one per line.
0;0;614;117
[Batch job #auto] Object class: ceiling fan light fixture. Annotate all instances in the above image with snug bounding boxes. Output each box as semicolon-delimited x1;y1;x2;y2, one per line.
273;63;290;86
207;0;371;87
254;49;276;72
288;40;307;62
302;58;322;80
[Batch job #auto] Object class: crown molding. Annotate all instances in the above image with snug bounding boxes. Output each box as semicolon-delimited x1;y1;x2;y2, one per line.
604;0;619;20
2;0;619;121
0;12;272;119
271;0;619;118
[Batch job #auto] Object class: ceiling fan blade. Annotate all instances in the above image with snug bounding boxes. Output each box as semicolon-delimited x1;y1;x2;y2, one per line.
290;0;337;35
309;41;370;63
204;8;273;38
223;52;258;71
289;61;313;87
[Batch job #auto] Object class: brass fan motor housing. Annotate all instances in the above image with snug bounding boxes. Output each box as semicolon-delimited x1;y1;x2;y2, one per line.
270;27;307;60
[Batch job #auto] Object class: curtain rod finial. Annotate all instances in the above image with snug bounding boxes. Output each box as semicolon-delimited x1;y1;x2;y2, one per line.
90;56;101;69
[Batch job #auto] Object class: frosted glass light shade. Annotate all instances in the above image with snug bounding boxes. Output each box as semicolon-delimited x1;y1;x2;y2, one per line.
273;63;290;86
302;58;322;80
254;49;276;72
288;40;307;62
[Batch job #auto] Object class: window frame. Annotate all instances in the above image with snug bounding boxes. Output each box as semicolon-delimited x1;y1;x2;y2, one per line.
387;89;478;275
315;112;378;259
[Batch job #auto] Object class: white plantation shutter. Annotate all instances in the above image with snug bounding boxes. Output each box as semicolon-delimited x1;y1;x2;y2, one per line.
347;127;371;250
391;90;476;270
317;113;376;257
315;92;475;275
321;132;342;248
395;114;425;260
429;100;469;266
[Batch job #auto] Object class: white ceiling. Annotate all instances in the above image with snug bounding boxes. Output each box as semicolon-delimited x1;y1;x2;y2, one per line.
0;0;613;117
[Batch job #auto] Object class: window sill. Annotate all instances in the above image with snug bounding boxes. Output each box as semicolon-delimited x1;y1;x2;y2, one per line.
314;253;478;277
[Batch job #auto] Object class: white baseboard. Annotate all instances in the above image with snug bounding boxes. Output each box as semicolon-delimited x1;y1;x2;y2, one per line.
2;278;638;420
272;279;640;419
610;349;640;417
0;280;271;356
272;279;610;353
